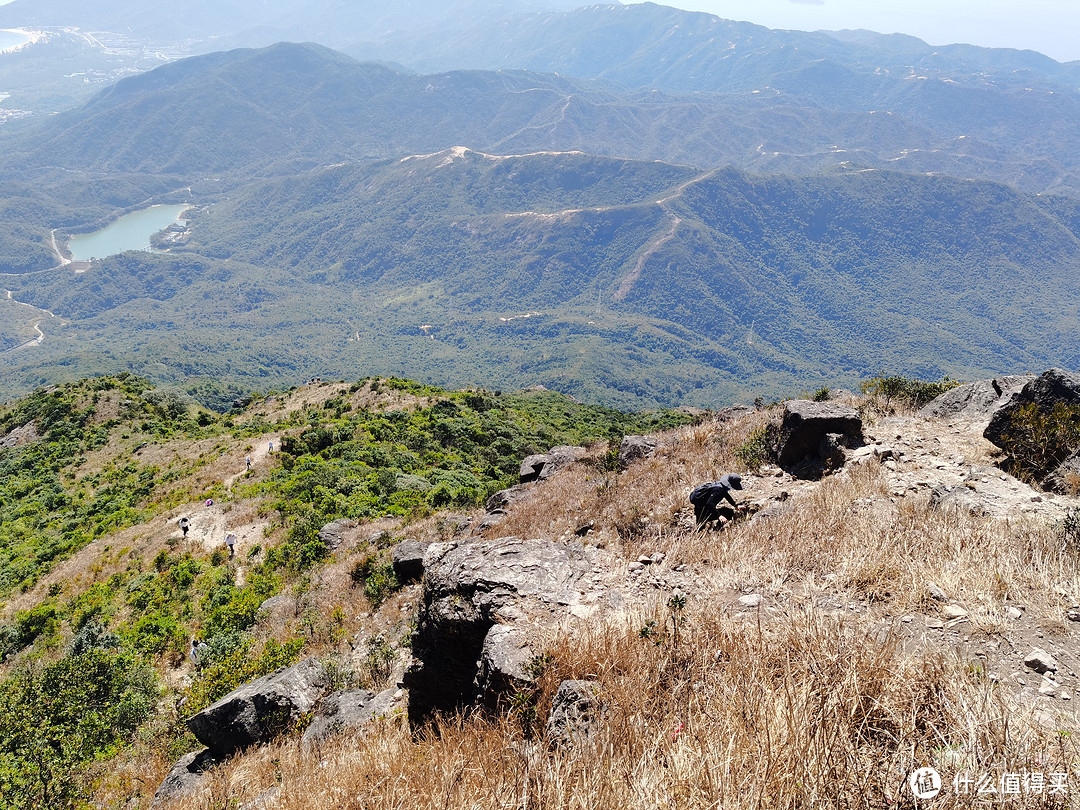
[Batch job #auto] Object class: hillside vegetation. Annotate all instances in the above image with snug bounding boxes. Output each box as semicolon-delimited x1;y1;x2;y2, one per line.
0;373;692;808
2;373;1079;808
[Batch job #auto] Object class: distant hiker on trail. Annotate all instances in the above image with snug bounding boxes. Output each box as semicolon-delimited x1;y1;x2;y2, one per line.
690;474;746;530
190;636;208;664
225;532;237;559
205;498;214;507
268;441;273;453
179;517;190;538
246;456;251;471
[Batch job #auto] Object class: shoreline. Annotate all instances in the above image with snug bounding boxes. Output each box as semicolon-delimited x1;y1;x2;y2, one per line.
0;28;44;54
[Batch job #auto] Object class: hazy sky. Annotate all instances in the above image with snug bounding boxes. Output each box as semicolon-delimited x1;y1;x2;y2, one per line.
624;0;1080;63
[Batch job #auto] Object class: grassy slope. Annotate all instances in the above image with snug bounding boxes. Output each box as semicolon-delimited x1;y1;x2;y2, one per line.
2;373;1079;807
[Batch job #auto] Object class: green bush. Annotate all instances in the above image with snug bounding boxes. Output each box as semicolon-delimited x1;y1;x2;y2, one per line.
734;424;780;472
0;648;157;808
350;553;401;608
859;375;960;412
998;402;1080;483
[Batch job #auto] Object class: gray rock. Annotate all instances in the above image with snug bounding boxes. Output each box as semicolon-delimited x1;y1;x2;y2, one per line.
984;369;1080;479
776;400;863;477
318;518;356;552
403;536;615;726
928;484;990;516
258;594;289;614
519;447;584;483
152;748;217;808
1042;451;1080;495
618;435;656;468
1023;649;1059;674
919;375;1034;420
0;422;39;449
926;581;949;602
476;624;534;708
818;432;848;470
546;680;601;748
538;446;585;480
942;604;968;620
300;687;404;750
485;486;528;513
392;539;428;583
187;658;328;757
519;454;548;483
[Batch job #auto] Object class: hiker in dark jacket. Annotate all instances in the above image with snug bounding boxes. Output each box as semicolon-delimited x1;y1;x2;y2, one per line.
690;474;745;530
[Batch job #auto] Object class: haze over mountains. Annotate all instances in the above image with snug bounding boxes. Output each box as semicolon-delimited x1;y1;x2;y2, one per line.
0;1;1078;407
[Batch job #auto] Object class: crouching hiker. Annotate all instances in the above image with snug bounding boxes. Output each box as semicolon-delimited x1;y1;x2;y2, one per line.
689;474;746;530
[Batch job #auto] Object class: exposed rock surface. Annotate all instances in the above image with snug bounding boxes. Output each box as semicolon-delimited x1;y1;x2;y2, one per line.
300;687;405;750
618;435;656;467
518;446;585;483
404;536;622;726
152;748;218;808
546;680;601;748
392;539;428;583
1043;451;1080;495
318;518;356;552
187;658;328;757
0;422;38;449
984;369;1080;483
777;400;863;477
919;375;1034;420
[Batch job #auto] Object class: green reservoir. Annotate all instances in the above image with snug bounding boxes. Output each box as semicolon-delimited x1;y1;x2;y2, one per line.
67;205;189;261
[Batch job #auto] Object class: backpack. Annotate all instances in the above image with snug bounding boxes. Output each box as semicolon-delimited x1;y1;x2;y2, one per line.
689;482;723;505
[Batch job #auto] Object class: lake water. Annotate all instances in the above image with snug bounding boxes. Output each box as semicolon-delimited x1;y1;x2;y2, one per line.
68;205;190;261
0;30;30;52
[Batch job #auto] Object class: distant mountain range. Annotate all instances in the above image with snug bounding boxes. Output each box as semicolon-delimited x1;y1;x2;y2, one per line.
1;7;1078;408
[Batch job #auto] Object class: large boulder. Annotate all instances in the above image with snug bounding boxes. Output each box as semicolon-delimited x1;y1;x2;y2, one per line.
318;518;356;553
618;435;656;467
151;748;218;808
391;539;428;583
776;400;863;476
546;680;602;749
919;375;1034;420
518;446;584;483
300;687;405;751
1043;451;1080;495
403;536;619;726
186;658;328;757
984;369;1080;482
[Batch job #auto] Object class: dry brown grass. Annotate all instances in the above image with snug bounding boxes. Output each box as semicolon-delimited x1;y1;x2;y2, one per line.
154;610;1079;810
88;405;1080;808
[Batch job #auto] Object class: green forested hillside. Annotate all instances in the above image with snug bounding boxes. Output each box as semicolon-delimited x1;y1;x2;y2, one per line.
0;373;688;807
7;150;1078;408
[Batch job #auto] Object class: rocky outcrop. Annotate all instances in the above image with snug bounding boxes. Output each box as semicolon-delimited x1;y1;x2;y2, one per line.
1043;451;1080;495
984;369;1080;485
300;687;405;751
546;680;602;748
618;435;656;467
403;536;620;726
318;518;356;553
187;658;328;757
0;422;39;449
919;375;1033;420
777;400;863;477
518;446;584;483
151;748;218;808
392;539;428;583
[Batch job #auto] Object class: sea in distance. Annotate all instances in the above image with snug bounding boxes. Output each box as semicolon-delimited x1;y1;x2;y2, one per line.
68;205;190;261
0;30;31;51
